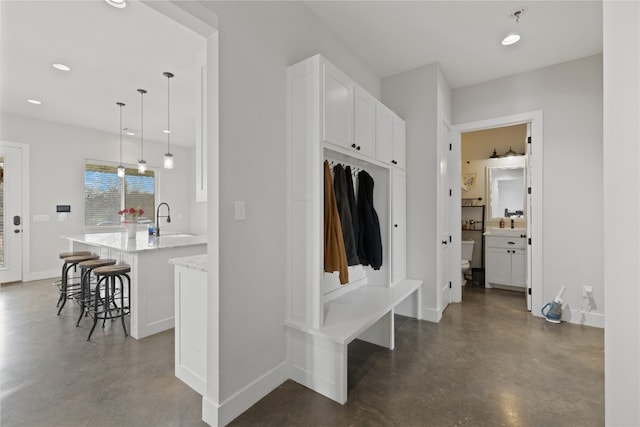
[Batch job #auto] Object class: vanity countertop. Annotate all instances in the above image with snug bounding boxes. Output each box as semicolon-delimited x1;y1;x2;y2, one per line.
169;254;208;272
62;231;207;253
483;227;526;237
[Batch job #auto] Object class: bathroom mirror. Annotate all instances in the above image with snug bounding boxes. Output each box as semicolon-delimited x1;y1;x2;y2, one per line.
487;165;525;219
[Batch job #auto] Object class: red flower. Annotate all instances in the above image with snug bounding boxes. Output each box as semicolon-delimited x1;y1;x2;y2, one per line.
139;209;144;215
129;207;136;215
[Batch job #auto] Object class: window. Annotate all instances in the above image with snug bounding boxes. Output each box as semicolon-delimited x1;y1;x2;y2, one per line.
85;162;156;227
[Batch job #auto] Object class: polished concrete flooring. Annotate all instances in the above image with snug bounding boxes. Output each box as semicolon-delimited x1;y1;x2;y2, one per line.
1;280;603;426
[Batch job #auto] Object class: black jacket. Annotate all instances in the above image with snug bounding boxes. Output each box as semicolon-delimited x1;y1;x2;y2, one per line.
357;170;382;270
333;164;359;265
344;166;360;266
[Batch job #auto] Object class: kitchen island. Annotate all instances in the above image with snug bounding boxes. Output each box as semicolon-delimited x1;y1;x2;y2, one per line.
63;231;207;339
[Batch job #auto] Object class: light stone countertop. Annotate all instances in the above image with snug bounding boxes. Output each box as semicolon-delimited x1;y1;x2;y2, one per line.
62;231;207;253
169;254;208;272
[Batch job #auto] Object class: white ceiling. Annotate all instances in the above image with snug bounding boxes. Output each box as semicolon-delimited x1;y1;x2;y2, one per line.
1;1;602;148
305;1;603;88
0;0;206;147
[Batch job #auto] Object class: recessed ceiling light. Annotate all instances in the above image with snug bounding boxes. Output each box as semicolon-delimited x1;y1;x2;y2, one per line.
27;99;42;105
162;129;171;134
105;0;127;9
52;63;71;72
501;33;521;46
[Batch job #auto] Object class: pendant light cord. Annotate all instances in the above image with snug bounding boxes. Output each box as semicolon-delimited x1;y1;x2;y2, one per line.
163;72;174;154
117;102;125;164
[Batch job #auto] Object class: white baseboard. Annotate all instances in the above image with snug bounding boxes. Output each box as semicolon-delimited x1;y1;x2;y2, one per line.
24;269;59;282
202;361;288;426
564;309;605;328
420;306;443;323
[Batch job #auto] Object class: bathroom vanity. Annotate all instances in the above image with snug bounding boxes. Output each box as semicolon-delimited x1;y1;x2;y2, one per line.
484;228;527;290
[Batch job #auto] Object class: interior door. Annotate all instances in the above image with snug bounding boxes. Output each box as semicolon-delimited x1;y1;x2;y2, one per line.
525;123;532;310
439;122;452;311
0;145;23;284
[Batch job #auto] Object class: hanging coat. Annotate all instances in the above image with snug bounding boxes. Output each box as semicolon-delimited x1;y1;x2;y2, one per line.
357;170;383;270
344;166;360;265
333;164;359;266
324;161;349;284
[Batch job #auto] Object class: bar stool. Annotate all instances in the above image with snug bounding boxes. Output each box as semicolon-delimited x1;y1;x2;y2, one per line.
87;264;131;341
57;253;99;315
75;258;117;326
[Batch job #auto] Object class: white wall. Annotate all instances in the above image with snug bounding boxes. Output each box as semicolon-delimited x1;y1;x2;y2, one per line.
452;55;604;326
0;113;199;279
603;2;640;424
198;0;381;412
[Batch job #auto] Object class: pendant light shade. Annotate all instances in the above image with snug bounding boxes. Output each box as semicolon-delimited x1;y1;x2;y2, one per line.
163;72;174;169
137;89;147;173
117;102;126;178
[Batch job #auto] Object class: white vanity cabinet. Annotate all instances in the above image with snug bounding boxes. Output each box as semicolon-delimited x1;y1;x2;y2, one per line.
391;168;406;284
485;235;526;289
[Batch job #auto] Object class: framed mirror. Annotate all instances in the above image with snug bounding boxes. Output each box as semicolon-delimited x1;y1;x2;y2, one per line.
487;165;525;219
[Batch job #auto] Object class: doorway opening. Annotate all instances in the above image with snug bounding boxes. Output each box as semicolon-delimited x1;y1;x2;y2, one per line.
454;110;543;317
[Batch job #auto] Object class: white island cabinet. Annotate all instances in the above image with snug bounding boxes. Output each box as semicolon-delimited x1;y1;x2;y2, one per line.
169;254;207;395
62;231;207;339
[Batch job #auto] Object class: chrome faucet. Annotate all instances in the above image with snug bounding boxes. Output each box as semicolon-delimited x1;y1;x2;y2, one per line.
155;202;171;236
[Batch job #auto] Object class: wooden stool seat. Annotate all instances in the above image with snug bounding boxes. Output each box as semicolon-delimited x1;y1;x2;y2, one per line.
59;251;91;259
93;264;131;276
64;254;99;263
78;259;117;269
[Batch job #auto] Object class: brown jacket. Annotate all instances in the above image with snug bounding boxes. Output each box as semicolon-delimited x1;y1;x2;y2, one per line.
324;161;349;284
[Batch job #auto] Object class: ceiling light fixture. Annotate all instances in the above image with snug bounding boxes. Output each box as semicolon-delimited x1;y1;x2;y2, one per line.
163;72;175;169
105;0;127;9
27;99;42;105
52;63;71;72
502;7;527;46
117;102;126;178
137;88;147;174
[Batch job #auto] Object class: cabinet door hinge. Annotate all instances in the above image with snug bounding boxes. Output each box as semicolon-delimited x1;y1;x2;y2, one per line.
528;237;532;245
527;136;532;144
528;287;532;295
449;281;452;289
449;189;452;196
528;187;531;194
449;143;452;151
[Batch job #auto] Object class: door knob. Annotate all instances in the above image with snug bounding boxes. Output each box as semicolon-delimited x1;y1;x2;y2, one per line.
441;240;447;245
394;224;398;228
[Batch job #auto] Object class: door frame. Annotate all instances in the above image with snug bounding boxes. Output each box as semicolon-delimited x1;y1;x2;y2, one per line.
0;141;30;284
454;111;543;317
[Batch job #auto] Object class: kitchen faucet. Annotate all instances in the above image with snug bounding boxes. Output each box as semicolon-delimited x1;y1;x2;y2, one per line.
155;202;171;236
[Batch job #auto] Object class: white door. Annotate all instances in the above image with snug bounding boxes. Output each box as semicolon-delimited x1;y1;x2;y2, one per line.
525;123;532;310
439;123;451;311
0;145;23;284
391;168;406;284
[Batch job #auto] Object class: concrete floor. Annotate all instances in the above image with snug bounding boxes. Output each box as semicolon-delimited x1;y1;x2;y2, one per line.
1;280;603;426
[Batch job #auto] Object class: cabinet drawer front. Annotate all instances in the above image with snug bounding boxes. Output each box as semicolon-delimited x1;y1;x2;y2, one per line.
486;236;526;249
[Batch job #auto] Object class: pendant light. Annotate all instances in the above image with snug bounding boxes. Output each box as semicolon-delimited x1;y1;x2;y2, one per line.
117;102;126;178
137;89;147;173
163;72;174;169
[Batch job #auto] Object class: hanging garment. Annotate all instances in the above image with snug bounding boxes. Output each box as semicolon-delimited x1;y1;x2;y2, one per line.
324;161;349;284
357;170;383;270
333;164;359;266
344;166;360;265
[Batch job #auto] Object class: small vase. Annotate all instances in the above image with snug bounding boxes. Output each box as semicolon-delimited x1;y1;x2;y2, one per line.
126;221;138;239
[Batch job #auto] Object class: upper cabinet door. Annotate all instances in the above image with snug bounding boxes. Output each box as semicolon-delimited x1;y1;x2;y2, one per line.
392;115;406;169
322;62;354;148
375;104;393;164
354;88;376;158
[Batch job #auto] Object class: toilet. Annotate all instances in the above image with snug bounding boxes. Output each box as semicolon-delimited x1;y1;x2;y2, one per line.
461;240;475;286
